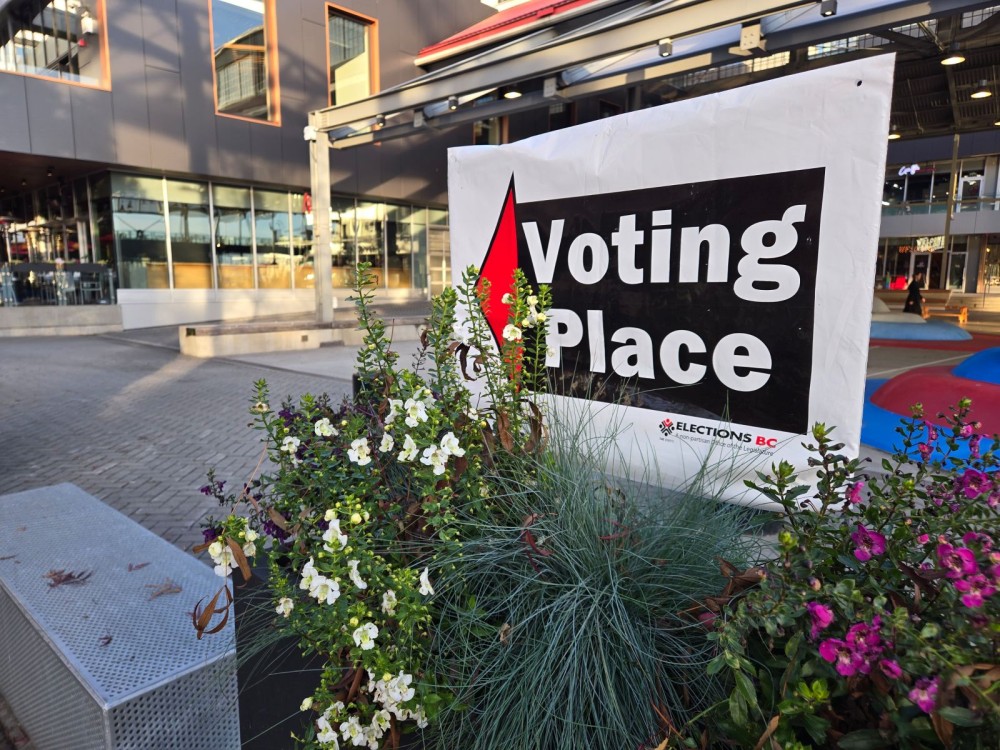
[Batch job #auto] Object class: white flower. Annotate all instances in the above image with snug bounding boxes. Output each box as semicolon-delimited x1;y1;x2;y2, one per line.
501;292;515;304
242;541;256;558
385;399;403;425
502;324;522;342
389;671;415;703
212;546;238;578
314;417;338;437
403;398;428;428
276;597;294;617
371;709;391;734
316;716;339;746
322;519;348;551
299;696;313;711
363;726;381;750
347;437;372;466
452;320;471;344
340;716;365;746
352;622;378;650
418;568;435;596
381;589;397;616
207;540;224;559
439;431;465;457
300;557;318;590
526;294;538;307
398;434;418;462
347;559;368;590
378;433;394;453
244;529;259;543
280;435;301;454
251;401;269;414
412;705;429;729
420;445;448;476
310;575;341;605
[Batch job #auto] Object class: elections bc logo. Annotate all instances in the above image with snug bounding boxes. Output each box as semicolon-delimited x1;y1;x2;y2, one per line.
659;418;675;437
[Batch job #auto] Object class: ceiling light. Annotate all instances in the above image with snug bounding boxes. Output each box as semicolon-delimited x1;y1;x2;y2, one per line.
819;0;837;17
940;45;965;66
502;86;522;100
447;96;458;111
971;80;992;99
995;119;1000;126
46;166;54;177
657;38;673;57
374;114;385;128
888;125;901;140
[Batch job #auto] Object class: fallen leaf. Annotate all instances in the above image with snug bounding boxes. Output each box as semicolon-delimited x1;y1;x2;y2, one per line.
145;578;183;600
499;622;512;645
44;569;92;588
127;562;151;572
99;635;112;647
0;555;16;562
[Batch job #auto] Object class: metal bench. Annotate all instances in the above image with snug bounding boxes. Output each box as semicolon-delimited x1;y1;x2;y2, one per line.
0;484;239;750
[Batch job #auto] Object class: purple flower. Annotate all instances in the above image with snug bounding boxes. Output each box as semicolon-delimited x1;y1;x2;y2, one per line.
909;677;939;714
806;602;834;639
959;468;991;499
917;442;933;461
879;659;903;679
954;574;995;608
936;543;978;579
819;638;863;676
927;424;938;442
201;526;220;543
959;423;974;438
846;481;864;505
969;434;981;459
851;524;887;562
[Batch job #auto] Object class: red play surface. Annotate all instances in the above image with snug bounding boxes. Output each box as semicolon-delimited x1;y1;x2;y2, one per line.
870;333;1000;352
870;365;1000;434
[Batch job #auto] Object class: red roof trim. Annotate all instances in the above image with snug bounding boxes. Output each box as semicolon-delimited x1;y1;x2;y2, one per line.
417;0;602;62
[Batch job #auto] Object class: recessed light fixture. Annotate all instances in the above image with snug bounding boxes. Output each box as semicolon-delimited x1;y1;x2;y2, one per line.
657;38;673;57
819;0;837;17
447;96;458;111
971;80;992;99
888;125;901;140
502;86;522;100
374;114;385;128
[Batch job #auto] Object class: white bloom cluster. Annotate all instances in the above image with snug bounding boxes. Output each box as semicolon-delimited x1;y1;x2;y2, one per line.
280;435;302;465
380;588;397;616
418;431;466;476
314;417;339;437
347;437;372;466
300;557;341;605
369;671;428;728
322;513;348;551
207;527;257;578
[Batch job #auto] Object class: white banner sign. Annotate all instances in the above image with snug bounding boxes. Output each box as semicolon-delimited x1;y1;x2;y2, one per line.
448;57;893;506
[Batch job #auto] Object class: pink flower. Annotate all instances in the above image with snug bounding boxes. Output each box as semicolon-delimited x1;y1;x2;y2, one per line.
819;638;863;677
959;468;991;499
909;677;939;714
846;481;864;505
917;534;930;545
927;424;938;441
954;574;995;608
959;423;974;438
806;602;834;639
918;442;933;461
969;434;981;458
851;525;887;562
879;659;903;679
846;620;884;669
936;543;979;579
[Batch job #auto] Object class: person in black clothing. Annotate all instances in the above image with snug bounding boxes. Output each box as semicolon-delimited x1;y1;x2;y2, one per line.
903;271;925;315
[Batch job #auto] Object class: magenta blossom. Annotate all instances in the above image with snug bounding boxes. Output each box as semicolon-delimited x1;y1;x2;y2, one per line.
917;442;933;461
917;533;930;545
936;543;978;579
819;638;863;676
954;574;996;608
846;481;864;505
909;677;939;714
851;524;887;562
969;434;981;459
879;659;903;679
806;602;834;639
959;468;991;499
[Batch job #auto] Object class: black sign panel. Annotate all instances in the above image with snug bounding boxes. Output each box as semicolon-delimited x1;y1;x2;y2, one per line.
515;168;824;434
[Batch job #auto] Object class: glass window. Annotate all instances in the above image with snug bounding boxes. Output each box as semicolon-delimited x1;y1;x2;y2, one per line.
290;192;311;289
166;180;212;289
930;167;951;204
112;175;169;289
254;189;291;289
331;197;356;288
355;201;383;286
385;204;415;290
0;0;107;87
327;6;376;106
213;185;253;289
210;0;278;122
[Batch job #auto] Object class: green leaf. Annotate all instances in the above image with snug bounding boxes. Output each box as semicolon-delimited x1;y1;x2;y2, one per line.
801;713;829;744
729;689;748;727
784;630;804;660
706;655;726;676
935;706;983;727
734;670;758;711
837;729;892;749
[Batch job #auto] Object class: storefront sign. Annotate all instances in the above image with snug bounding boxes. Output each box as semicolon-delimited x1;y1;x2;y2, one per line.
448;56;894;506
915;236;945;253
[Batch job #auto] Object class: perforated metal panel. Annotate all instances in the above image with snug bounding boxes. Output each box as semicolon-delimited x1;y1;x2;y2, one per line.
0;484;239;750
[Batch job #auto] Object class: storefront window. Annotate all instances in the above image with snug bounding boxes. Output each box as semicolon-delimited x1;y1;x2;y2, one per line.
254;189;291;289
331;198;356;288
214;185;253;289
0;0;108;87
290;192;311;288
946;239;967;291
906;172;932;206
90;174;115;268
112;175;168;289
355;201;383;286
385;205;412;289
210;0;278;122
167;180;212;289
930;168;951;207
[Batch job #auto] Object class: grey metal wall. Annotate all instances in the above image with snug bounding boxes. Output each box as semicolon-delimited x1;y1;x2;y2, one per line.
0;0;490;204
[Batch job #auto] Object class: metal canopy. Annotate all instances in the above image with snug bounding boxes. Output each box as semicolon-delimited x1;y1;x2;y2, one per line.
309;0;1000;149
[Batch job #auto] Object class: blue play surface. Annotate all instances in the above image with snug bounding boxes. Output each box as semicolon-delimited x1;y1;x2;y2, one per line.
871;320;972;341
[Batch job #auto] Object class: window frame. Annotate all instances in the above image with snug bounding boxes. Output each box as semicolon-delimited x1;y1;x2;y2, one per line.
0;0;111;90
207;0;281;126
325;2;379;108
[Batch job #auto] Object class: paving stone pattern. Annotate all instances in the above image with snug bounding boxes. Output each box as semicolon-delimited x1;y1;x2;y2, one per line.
0;335;351;557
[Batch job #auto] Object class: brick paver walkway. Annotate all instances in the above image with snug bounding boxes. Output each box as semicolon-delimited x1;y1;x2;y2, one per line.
0;334;352;555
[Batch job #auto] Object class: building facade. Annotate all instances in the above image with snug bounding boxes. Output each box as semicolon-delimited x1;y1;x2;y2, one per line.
0;0;490;328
